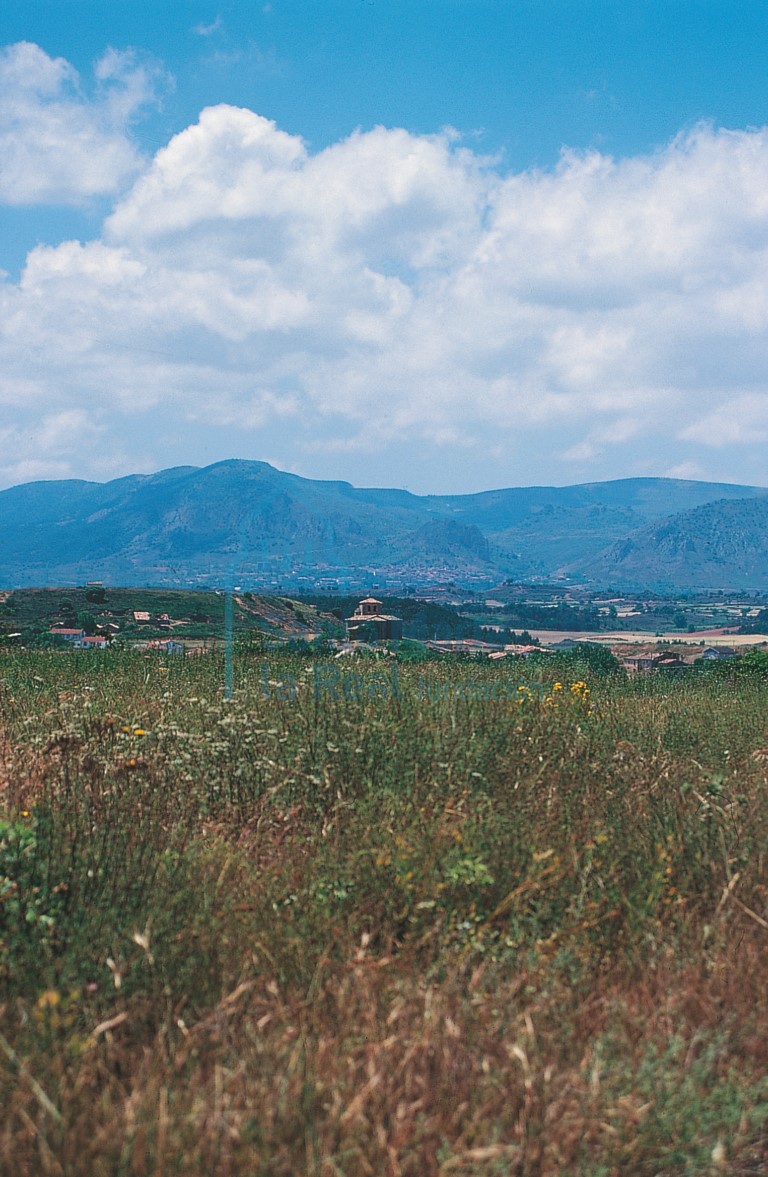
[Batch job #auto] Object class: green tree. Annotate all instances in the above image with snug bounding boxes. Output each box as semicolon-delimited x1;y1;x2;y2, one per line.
59;597;76;622
562;643;623;677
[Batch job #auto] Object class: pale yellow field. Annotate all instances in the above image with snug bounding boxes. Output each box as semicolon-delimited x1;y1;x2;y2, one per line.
528;629;768;647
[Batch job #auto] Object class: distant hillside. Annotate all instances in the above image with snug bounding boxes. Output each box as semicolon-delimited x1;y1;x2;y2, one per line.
452;478;768;573
0;586;339;644
568;496;768;589
0;459;764;590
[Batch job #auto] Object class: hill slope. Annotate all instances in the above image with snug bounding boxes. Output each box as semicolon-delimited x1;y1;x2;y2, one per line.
568;496;768;589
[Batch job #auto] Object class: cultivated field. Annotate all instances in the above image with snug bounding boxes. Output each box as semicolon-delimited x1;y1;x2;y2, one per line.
1;647;768;1175
524;629;768;648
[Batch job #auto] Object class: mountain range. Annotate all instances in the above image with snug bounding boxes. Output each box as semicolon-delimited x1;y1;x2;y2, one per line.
0;459;766;591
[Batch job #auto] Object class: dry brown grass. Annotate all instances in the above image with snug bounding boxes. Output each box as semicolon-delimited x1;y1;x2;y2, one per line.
3;924;768;1176
2;650;768;1173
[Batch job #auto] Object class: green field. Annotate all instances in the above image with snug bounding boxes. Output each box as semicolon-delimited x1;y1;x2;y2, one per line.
1;647;768;1174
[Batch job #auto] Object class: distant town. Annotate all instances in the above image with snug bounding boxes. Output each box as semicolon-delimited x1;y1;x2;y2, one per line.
2;581;766;675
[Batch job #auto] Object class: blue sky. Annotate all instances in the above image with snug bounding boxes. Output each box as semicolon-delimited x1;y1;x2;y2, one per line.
2;2;768;492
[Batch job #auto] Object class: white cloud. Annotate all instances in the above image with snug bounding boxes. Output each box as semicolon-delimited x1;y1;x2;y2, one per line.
680;393;768;446
0;42;165;205
664;461;708;481
192;16;223;37
0;408;104;486
3;78;768;490
561;417;644;463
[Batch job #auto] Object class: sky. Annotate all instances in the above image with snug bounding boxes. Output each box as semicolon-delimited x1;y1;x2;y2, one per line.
3;2;768;494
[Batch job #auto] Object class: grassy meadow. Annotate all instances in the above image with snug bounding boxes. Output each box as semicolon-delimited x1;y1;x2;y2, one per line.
1;645;768;1174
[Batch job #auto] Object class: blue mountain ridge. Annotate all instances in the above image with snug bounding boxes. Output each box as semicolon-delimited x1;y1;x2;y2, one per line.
0;459;764;589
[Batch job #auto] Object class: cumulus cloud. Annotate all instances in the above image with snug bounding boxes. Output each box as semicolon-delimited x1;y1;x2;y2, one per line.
0;408;104;486
3;73;768;490
0;42;165;205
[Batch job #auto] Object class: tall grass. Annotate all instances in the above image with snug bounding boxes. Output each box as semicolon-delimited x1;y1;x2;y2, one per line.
1;649;768;1173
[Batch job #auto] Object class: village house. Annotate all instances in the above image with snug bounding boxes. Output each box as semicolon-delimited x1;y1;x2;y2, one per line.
147;638;185;655
49;628;110;649
81;635;109;649
621;650;689;674
655;651;689;672
425;638;503;656
49;627;85;645
622;652;661;674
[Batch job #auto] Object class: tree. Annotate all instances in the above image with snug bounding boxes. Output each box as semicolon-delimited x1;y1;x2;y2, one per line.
59;597;76;621
563;644;623;677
